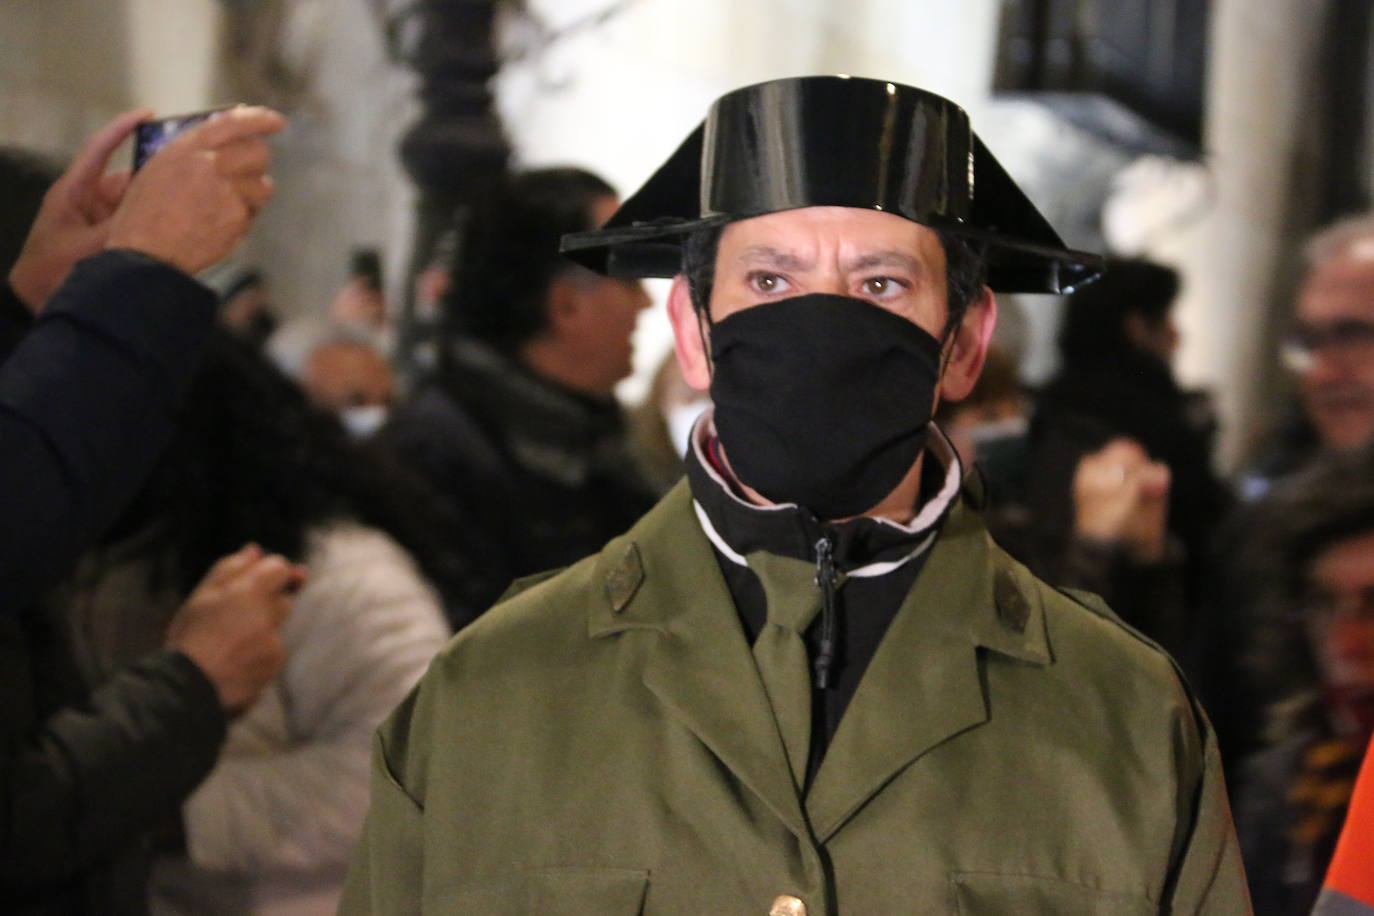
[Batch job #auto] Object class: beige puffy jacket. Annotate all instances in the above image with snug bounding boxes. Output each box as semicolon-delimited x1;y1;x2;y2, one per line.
151;523;449;916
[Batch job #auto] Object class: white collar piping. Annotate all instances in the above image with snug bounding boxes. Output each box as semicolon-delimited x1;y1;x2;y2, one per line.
688;410;961;578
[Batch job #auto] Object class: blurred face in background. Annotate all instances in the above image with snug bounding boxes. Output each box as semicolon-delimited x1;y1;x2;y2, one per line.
1290;243;1374;450
549;267;651;396
302;339;395;439
534;194;652;397
1305;529;1374;730
303;340;394;410
1124;309;1180;364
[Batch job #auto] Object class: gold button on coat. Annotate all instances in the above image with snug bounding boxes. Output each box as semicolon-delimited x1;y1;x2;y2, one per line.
769;894;807;916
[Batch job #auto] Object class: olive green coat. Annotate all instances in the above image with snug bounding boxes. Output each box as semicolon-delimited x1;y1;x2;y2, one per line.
341;480;1250;914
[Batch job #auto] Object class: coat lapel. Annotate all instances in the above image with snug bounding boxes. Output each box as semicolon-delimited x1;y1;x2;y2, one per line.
804;498;1050;842
589;482;812;841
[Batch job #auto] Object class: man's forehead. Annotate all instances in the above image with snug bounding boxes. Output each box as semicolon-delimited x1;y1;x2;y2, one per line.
734;244;925;274
1299;250;1374;319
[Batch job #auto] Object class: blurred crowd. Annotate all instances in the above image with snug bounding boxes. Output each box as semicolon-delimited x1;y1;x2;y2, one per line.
3;106;1374;915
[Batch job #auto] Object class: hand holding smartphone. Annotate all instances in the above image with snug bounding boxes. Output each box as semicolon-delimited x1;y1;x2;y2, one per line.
132;107;234;170
107;105;287;275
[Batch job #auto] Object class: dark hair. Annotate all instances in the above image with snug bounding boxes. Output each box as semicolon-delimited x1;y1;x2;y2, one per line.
0;148;61;275
104;333;467;609
683;221;988;337
443;167;616;354
1057;258;1179;362
1246;443;1374;702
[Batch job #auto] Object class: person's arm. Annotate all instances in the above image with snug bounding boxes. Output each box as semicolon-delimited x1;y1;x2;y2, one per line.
0;252;215;609
0;106;284;610
1050;438;1194;655
0;649;226;886
0;545;300;887
179;533;448;874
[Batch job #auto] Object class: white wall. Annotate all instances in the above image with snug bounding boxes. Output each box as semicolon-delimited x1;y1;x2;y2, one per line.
235;0;419;320
126;0;225;115
0;0;222;158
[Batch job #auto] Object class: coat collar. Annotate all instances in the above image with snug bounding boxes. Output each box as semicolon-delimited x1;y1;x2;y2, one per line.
589;481;811;837
588;478;1052;843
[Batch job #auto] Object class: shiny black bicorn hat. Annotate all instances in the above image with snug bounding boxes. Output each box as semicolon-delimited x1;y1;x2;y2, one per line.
561;75;1102;294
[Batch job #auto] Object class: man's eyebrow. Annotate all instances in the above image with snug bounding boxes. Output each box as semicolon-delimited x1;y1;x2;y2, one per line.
734;246;926;275
736;246;811;271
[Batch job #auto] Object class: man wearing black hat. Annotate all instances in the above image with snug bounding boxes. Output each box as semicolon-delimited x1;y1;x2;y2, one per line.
343;77;1249;914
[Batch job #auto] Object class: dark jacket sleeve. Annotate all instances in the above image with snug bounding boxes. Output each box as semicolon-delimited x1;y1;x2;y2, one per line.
0;649;227;886
0;250;215;610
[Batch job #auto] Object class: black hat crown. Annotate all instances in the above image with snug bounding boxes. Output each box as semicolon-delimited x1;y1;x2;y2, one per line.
561;75;1102;294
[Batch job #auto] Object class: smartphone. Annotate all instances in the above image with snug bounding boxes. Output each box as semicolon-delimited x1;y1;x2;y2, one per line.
351;248;383;292
132;107;231;171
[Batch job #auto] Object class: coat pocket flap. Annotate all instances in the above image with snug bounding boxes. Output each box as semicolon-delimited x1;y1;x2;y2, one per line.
951;871;1157;915
429;867;649;914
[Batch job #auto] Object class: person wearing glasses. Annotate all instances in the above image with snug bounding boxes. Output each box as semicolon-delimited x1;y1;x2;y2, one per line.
1246;217;1374;498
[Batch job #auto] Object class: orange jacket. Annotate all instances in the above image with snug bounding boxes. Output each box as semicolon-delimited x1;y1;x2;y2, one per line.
1314;734;1374;914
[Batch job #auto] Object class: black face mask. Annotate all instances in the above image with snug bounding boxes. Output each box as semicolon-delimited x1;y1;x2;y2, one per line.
708;293;944;519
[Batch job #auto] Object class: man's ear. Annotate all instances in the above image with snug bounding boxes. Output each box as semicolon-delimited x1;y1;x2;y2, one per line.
937;285;997;403
668;274;712;392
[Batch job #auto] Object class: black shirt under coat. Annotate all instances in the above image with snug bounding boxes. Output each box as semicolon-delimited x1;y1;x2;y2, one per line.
685;430;953;787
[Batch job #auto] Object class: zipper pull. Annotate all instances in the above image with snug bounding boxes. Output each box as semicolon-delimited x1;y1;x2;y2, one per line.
813;535;838;689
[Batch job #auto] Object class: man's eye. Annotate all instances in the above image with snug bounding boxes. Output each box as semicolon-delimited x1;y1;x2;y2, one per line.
861;277;903;297
749;273;789;294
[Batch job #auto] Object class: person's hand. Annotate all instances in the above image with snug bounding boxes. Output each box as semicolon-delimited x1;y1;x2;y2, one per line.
8;109;151;313
165;543;307;717
105;105;286;276
1072;438;1171;564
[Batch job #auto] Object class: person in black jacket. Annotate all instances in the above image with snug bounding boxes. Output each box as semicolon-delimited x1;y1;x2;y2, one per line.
382;167;657;624
0;106;305;914
1027;259;1229;588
